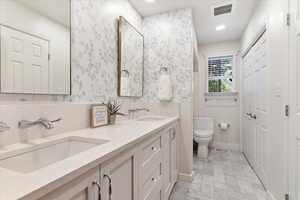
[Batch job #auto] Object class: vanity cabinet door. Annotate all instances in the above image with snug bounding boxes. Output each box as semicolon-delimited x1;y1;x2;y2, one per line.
100;148;138;200
162;126;178;200
170;127;178;186
162;130;171;200
39;167;100;200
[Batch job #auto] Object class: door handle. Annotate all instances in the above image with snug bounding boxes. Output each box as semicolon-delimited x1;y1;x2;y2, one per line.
251;114;257;120
92;181;101;200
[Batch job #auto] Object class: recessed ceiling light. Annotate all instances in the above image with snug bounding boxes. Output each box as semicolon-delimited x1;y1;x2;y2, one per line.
216;25;226;31
145;0;155;3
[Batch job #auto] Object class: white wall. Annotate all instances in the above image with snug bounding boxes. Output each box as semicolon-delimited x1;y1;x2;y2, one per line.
241;0;289;199
240;0;269;54
195;40;241;151
0;0;70;95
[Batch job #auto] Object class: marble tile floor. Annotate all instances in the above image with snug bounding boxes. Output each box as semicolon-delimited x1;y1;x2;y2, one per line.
170;150;270;200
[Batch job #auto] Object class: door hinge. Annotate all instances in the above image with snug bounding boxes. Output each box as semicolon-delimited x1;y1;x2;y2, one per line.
287;13;291;26
48;54;51;60
285;105;289;117
285;194;290;200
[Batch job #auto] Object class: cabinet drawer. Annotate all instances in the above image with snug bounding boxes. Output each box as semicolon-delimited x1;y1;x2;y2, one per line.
141;136;161;165
142;163;162;200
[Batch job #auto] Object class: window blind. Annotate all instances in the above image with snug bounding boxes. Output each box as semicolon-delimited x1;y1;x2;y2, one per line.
208;55;234;92
208;55;233;80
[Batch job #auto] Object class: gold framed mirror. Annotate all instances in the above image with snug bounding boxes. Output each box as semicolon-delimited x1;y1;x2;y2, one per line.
118;16;144;97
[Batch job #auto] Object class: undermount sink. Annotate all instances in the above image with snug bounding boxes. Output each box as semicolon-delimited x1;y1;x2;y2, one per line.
0;136;108;173
136;116;167;122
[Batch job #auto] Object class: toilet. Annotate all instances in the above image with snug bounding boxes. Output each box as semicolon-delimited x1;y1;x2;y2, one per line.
193;117;214;159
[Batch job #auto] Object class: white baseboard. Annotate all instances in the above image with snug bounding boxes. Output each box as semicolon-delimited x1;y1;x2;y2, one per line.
212;141;240;151
267;191;277;200
178;171;194;182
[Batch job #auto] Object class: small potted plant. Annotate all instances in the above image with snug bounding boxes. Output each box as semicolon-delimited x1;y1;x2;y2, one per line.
106;101;125;125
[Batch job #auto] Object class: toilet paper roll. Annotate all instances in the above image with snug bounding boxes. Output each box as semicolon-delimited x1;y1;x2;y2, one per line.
219;123;229;131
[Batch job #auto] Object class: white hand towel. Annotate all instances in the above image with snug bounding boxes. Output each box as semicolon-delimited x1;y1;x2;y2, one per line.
121;77;129;96
158;74;173;101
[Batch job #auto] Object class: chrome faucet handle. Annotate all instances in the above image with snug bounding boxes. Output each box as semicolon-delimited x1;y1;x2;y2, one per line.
0;121;10;132
39;118;62;129
48;118;62;129
51;118;62;123
19;118;62;129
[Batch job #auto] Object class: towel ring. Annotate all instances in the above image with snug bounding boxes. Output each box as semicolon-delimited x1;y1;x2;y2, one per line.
121;69;130;78
159;67;169;74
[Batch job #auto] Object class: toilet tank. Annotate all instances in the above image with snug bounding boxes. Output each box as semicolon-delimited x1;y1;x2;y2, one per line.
193;117;214;131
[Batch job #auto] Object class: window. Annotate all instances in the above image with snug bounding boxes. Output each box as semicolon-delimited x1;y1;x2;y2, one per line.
207;55;234;93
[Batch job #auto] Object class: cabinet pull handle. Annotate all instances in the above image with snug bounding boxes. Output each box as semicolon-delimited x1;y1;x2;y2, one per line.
92;181;101;200
250;114;257;120
172;130;176;140
104;174;112;200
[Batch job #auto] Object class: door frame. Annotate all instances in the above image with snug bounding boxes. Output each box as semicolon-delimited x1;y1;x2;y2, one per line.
287;0;299;198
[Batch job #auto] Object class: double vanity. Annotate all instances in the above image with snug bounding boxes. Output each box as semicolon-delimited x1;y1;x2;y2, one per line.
0;1;180;199
0;116;179;200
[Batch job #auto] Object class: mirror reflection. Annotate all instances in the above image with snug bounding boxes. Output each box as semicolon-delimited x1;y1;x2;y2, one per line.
0;0;71;94
118;16;144;97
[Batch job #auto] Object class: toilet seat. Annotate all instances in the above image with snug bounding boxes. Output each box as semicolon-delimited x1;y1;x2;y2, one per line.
194;130;213;138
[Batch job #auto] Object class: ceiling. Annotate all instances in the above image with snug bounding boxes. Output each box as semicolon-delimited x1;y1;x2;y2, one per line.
15;0;70;27
130;0;259;44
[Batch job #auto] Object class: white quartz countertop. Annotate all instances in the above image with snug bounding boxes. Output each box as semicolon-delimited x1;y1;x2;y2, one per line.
0;116;179;200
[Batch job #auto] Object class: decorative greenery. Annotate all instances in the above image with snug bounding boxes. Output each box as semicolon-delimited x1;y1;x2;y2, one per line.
106;101;125;116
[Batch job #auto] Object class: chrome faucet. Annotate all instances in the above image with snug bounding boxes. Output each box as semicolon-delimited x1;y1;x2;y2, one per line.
18;118;62;130
128;108;150;119
0;121;10;132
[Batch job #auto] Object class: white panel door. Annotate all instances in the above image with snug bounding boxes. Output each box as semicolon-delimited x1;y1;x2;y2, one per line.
253;33;269;186
289;0;300;198
242;32;269;186
242;53;252;160
243;48;257;167
29;34;49;93
0;26;49;94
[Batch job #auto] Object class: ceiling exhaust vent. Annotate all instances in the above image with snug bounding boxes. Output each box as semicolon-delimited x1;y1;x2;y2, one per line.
214;4;233;16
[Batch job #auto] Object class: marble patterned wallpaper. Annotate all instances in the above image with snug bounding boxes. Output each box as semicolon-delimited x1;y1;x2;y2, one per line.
142;9;194;102
71;2;194;103
71;0;142;102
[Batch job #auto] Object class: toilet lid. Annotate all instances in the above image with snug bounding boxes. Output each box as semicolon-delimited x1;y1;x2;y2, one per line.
194;130;213;138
